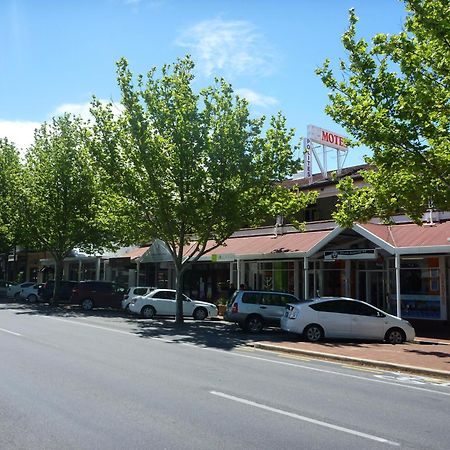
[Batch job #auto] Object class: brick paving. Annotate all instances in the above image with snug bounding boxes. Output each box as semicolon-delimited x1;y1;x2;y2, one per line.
255;337;450;378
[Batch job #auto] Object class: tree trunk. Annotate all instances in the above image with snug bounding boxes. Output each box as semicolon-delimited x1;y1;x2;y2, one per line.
51;257;64;307
175;265;185;325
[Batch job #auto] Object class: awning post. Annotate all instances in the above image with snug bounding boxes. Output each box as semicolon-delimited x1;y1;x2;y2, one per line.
395;253;401;317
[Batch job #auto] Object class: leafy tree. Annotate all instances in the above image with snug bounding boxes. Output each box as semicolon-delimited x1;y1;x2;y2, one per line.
317;0;450;227
91;56;316;324
0;139;23;279
22;114;114;304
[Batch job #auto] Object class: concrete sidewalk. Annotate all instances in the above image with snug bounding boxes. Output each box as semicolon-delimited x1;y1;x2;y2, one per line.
251;336;450;380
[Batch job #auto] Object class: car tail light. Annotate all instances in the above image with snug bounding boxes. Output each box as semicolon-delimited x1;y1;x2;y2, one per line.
231;302;238;313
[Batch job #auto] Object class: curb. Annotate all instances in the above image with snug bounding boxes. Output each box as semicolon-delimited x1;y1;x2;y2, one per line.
249;342;450;380
415;338;450;346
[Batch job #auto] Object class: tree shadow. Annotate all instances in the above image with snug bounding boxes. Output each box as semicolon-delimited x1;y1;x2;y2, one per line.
405;348;450;363
2;301;297;351
7;302;124;319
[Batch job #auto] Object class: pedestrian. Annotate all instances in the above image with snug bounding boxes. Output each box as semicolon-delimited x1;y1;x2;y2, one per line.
228;282;236;299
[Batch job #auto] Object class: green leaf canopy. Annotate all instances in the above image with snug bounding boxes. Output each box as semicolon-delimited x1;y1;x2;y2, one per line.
317;0;450;226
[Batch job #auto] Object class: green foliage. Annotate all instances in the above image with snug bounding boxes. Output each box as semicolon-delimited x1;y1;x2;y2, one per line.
317;0;450;225
21;114;116;297
0;139;23;252
91;56;315;322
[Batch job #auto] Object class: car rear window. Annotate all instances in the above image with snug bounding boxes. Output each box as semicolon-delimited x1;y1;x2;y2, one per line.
134;287;148;296
309;300;349;313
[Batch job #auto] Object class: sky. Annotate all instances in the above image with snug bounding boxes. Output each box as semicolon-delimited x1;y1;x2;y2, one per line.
0;0;408;171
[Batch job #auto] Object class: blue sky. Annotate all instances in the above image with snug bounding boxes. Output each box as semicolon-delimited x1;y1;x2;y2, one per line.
0;0;407;170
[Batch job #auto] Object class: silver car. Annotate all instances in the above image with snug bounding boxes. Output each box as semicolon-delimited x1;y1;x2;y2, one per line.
223;290;301;332
281;297;416;344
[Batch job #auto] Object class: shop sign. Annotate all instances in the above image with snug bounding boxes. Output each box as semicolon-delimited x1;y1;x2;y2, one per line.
324;249;377;261
307;124;348;151
209;254;234;262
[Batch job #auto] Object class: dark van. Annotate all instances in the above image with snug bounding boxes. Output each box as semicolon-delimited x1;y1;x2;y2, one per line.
40;280;78;303
70;281;126;310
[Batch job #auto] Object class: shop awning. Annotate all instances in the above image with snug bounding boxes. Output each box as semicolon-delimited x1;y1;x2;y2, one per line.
355;222;450;254
182;229;336;262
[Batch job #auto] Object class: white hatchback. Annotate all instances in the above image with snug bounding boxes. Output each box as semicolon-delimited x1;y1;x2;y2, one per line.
129;289;218;320
281;297;415;344
122;286;156;310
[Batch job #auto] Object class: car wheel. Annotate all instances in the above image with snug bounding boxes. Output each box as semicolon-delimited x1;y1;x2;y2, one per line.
81;298;94;311
141;305;156;319
385;328;406;344
193;307;208;320
303;324;324;342
27;294;38;303
245;315;264;333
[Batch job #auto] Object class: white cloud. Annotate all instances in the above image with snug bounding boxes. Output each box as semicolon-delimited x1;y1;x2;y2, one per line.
176;19;276;78
0;99;124;156
0;120;40;153
235;88;278;108
51;99;124;121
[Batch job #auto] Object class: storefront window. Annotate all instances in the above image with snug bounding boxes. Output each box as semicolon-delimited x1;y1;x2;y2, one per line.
247;261;296;294
389;257;442;319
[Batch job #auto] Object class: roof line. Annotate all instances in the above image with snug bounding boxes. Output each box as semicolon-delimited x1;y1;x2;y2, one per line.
352;224;396;254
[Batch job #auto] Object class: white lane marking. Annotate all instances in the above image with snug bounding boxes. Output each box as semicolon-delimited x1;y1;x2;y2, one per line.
210;391;400;446
203;347;450;397
37;316;450;396
0;327;22;336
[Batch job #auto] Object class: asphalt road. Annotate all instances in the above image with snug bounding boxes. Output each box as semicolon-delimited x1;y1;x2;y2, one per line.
1;302;449;450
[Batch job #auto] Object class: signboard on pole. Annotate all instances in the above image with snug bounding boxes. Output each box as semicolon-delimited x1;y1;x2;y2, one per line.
303;138;313;180
307;124;348;151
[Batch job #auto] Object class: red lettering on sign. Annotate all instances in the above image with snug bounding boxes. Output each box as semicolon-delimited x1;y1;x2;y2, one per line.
321;130;346;148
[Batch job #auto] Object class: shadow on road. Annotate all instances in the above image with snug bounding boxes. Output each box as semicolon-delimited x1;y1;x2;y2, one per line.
1;299;297;351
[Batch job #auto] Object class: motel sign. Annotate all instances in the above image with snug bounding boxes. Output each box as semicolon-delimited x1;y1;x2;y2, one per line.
303;124;349;181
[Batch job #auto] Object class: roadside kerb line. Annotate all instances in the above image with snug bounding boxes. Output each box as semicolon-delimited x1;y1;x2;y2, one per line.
250;342;450;381
210;391;400;446
0;327;22;336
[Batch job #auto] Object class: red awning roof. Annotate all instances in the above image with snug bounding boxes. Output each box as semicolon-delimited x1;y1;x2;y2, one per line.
359;222;450;248
186;229;333;258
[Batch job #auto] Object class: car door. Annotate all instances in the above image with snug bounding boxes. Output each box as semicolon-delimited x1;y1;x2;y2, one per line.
182;295;195;316
310;300;353;338
262;293;297;324
110;284;126;308
346;301;385;339
152;290;175;315
95;283;111;307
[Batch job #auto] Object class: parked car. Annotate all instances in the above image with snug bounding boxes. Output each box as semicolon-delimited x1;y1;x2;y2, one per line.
223;290;301;332
40;280;79;303
7;282;36;299
20;283;43;303
70;281;126;310
281;297;416;344
128;289;218;320
0;281;14;298
122;286;156;311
